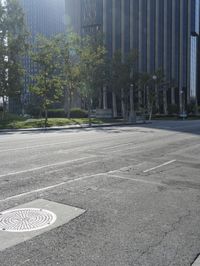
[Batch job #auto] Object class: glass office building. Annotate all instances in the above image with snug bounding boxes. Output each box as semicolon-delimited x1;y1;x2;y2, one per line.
198;27;200;103
21;0;65;88
9;0;66;113
66;0;200;111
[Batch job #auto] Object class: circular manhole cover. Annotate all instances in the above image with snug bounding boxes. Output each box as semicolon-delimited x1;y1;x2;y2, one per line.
0;208;57;232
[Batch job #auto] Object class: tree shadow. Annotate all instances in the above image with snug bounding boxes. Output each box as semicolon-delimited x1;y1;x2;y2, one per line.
0;120;200;136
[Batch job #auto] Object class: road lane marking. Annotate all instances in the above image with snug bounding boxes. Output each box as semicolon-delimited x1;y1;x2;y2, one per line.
0;162;167;203
0;138;98;152
143;160;177;173
0;156;94;178
0;182;67;202
108;163;144;173
0;172;105;203
0;164;143;202
0;141;76;152
0;134;138;153
45;160;100;174
109;174;164;186
102;142;135;150
0;172;164;203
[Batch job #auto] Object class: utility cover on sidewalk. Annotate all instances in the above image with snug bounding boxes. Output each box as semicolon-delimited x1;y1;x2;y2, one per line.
0;199;85;251
0;208;57;232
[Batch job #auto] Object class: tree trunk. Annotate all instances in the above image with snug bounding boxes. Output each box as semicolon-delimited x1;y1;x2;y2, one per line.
63;88;71;118
112;91;117;118
146;86;150;113
149;105;153;121
143;85;146;108
171;87;175;105
88;98;92;127
67;92;71;119
2;96;6;120
121;88;126;120
148;91;154;121
103;86;107;110
163;88;168;115
155;84;159;113
64;88;68;115
129;84;136;123
44;108;48;128
179;88;183;114
138;89;142;109
98;88;102;109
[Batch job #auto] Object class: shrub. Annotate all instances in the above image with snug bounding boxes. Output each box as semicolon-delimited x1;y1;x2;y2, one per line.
187;103;196;115
43;108;88;118
168;104;178;115
70;108;88;118
25;104;42;117
47;109;65;118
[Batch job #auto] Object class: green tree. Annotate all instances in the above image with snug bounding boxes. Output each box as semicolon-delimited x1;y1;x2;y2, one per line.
0;0;28;118
0;1;7;118
109;50;128;118
30;35;62;127
139;70;165;120
109;50;138;120
56;32;81;118
78;34;107;126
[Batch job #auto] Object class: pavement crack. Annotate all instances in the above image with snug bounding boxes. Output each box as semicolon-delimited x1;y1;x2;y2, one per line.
135;210;192;263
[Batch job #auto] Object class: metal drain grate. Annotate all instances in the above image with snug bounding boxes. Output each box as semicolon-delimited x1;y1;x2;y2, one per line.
0;208;57;232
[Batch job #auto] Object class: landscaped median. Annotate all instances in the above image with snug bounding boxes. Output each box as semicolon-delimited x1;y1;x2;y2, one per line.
0;113;125;130
1;113;200;130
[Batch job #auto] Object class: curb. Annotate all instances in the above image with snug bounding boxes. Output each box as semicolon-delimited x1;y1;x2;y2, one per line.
0;121;149;133
191;255;200;266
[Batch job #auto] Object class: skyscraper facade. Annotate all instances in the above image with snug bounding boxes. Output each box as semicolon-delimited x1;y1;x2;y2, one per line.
66;0;200;113
9;0;66;113
198;28;200;103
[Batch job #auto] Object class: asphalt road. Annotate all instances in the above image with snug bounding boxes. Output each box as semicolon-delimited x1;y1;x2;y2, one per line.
0;120;200;266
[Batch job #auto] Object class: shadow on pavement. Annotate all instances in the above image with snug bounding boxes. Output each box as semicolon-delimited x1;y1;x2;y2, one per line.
0;120;200;136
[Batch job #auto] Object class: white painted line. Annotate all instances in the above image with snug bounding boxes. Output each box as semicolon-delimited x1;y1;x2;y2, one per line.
191;255;200;266
143;160;177;173
108;163;144;174
0;141;77;152
0;156;94;178
0;172;104;203
0;163;143;202
0;136;101;152
0;133;131;152
0;161;166;203
109;174;164;186
0;182;66;202
102;142;134;150
0;172;165;203
45;160;100;175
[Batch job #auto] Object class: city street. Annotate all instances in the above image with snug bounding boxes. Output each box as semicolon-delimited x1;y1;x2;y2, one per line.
0;120;200;266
